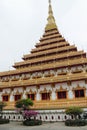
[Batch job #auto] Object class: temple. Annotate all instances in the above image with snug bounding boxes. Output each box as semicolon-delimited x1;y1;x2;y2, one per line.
0;0;87;121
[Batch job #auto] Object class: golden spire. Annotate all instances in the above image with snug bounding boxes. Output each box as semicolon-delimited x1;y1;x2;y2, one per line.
45;0;57;31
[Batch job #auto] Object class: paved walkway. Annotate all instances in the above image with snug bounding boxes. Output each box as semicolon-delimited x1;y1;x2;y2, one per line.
0;122;87;130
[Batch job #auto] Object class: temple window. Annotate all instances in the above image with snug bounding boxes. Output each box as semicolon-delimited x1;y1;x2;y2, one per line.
11;75;20;81
50;70;55;76
58;116;60;119
14;95;21;101
45;116;48;120
2;95;9;101
75;89;84;98
40;116;42;120
65;115;67;120
1;77;9;82
21;74;30;80
41;93;50;100
27;94;35;100
52;116;54;120
57;91;66;99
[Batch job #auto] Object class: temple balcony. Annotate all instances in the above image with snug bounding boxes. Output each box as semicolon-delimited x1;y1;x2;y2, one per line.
23;45;76;60
36;37;65;47
44;73;52;77
1;78;9;82
40;33;61;41
1;58;87;77
21;77;29;80
14;51;85;68
31;42;69;53
71;69;83;74
58;71;67;75
43;29;58;36
0;72;87;88
21;75;30;80
11;77;20;81
32;75;42;79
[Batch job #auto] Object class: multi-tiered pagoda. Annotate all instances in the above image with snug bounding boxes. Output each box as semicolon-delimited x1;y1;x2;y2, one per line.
0;0;87;115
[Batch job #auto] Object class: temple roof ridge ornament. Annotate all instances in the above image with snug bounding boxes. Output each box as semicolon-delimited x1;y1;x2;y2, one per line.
45;0;57;31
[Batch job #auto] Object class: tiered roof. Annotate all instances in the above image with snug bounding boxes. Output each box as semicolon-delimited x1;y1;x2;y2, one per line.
0;0;87;89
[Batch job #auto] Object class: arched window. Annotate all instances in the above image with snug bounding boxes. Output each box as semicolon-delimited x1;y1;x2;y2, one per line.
13;116;15;119
40;116;42;120
2;95;9;101
14;95;21;101
42;93;50;100
27;94;35;100
57;91;66;99
58;116;60;119
52;116;54;120
65;115;67;119
75;89;84;98
45;116;48;120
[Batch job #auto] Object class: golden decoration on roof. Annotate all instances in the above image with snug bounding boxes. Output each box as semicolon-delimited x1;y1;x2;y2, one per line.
45;0;57;31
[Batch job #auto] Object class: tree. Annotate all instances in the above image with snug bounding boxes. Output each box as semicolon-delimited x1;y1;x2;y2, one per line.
15;99;42;126
15;99;33;112
65;106;83;119
0;101;6;119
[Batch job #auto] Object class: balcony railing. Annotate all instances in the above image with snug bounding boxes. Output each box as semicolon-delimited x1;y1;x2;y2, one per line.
71;69;83;74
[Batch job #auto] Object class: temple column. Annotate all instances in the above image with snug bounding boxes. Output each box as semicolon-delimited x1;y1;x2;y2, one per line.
22;90;27;99
36;92;41;101
68;90;74;99
36;86;41;101
0;92;2;101
85;82;87;97
51;84;57;100
51;90;57;100
67;82;74;99
85;89;87;97
9;91;14;102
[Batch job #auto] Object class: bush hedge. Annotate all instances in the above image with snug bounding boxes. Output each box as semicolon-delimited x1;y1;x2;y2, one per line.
65;119;87;126
23;119;42;126
0;119;10;124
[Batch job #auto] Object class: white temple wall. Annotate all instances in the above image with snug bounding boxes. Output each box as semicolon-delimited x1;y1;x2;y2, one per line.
13;87;24;94
22;90;27;99
10;91;14;102
36;92;41;101
26;86;37;93
85;86;87;97
0;92;2;101
51;89;57;100
71;80;85;88
55;82;68;90
2;88;11;94
68;89;74;99
2;109;87;122
40;84;52;92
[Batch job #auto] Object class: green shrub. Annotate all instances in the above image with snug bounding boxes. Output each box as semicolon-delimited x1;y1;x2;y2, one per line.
0;119;10;124
65;106;83;120
65;119;87;126
23;119;42;126
0;102;6;111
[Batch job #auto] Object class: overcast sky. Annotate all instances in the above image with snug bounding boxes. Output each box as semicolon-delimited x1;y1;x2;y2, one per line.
0;0;87;71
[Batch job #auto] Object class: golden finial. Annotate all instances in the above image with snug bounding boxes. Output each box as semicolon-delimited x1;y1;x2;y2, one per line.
49;0;51;4
45;0;57;31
